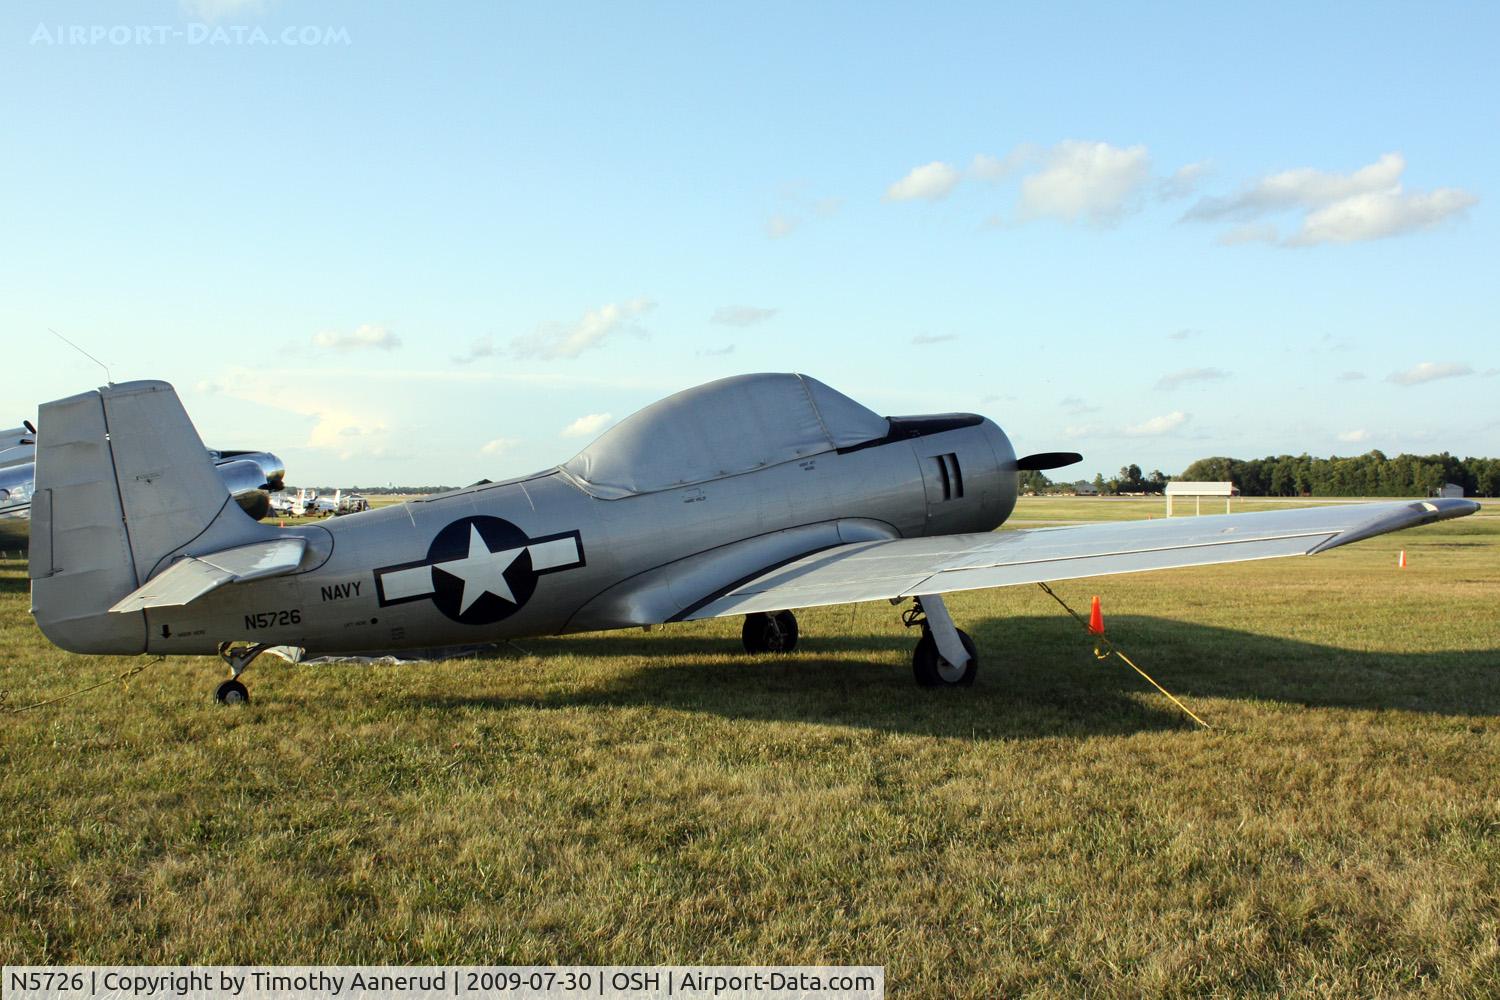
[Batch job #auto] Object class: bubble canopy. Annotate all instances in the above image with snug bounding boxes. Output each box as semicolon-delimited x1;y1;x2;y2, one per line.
560;373;892;499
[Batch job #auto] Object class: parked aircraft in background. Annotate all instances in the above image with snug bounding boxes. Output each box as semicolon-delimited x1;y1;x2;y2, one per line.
205;449;287;520
27;375;1479;704
301;490;373;517
0;418;285;552
0;422;34;467
306;488;339;516
270;488;316;517
0;423;37;552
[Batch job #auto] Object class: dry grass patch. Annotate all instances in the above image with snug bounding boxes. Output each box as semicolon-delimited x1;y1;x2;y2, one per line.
1;500;1497;996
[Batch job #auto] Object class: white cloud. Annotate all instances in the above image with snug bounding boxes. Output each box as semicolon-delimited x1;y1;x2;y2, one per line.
1017;141;1152;225
710;306;778;327
480;437;519;456
1188;153;1406;220
1291;187;1479;246
765;213;798;239
312;324;400;351
451;335;496;365
1123;411;1189;436
562;412;613;438
305;408;384;457
969;145;1038;182
765;185;839;239
911;333;958;345
510;299;654;360
191;369;390;459
1155;367;1230;390
207;364;674;391
697;345;736;357
1060;395;1099;415
1168;328;1201;341
1338;371;1367;382
1158;161;1210;200
885;161;962;202
1217;223;1279;246
812;197;843;217
1386;361;1475;386
1338;429;1371;444
1185;152;1478;246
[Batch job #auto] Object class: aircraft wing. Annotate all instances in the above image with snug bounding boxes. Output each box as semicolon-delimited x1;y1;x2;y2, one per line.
108;536;307;613
681;498;1480;620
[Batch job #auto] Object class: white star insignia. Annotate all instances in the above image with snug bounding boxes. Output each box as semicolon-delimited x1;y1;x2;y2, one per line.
434;524;524;613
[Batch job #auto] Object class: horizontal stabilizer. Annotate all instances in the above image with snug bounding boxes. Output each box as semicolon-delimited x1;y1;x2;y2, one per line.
683;498;1480;620
108;536;306;613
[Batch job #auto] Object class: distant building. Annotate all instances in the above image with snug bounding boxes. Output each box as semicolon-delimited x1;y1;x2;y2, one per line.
1438;483;1465;498
1073;480;1099;496
1165;480;1238;516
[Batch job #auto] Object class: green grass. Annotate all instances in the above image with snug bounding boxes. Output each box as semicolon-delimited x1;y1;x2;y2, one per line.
2;498;1497;997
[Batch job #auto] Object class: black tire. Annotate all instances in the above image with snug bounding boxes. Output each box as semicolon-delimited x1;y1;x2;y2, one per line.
741;610;799;654
912;628;978;687
214;679;250;705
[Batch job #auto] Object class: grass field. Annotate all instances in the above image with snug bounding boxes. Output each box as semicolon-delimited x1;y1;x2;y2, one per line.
2;497;1497;997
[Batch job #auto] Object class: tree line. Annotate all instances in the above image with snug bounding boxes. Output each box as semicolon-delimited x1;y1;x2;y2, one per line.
1024;451;1498;497
1178;451;1499;497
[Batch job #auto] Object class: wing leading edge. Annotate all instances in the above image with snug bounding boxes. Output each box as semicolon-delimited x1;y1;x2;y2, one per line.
681;498;1480;621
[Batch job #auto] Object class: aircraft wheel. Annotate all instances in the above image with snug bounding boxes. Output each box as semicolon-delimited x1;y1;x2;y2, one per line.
742;611;799;654
214;679;250;705
912;629;978;687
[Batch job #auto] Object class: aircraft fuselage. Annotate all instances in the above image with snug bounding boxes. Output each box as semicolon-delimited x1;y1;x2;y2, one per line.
132;416;1017;657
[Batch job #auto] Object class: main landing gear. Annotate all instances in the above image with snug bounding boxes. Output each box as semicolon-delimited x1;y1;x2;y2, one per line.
214;641;273;705
903;594;978;687
740;597;978;687
742;610;799;654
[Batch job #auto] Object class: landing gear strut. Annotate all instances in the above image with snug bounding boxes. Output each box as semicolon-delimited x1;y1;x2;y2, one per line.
214;641;272;705
742;610;799;654
903;594;978;687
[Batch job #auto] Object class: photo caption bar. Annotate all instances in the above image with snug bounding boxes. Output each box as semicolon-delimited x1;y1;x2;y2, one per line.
2;966;883;1000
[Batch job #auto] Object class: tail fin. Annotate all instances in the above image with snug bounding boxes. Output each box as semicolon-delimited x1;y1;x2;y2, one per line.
30;380;272;653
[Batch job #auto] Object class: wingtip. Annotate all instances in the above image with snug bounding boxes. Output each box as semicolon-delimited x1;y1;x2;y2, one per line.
1428;497;1481;518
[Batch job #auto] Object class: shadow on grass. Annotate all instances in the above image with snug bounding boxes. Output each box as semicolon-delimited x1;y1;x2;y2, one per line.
405;614;1500;737
0;556;28;596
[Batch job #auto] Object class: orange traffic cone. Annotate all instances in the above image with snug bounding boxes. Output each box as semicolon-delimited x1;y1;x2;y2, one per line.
1398;550;1406;569
1088;595;1105;634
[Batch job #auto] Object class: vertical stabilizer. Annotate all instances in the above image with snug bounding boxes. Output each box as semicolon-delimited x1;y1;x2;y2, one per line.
99;381;239;581
31;380;269;654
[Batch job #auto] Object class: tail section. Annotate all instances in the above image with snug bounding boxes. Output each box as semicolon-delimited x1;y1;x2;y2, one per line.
30;380;272;653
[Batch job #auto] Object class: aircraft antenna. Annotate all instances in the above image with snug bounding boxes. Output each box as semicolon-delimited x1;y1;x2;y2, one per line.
48;328;114;385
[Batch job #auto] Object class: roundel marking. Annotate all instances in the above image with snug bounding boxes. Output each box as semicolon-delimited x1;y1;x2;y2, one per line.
373;515;586;626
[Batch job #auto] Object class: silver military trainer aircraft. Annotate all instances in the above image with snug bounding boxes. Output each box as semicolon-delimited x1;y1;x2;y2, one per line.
29;375;1479;704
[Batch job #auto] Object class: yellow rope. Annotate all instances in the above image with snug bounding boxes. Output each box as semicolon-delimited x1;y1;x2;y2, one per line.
2;657;164;715
1036;582;1211;730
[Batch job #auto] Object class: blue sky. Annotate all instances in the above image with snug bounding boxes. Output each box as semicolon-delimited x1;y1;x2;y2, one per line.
3;1;1495;486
